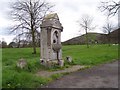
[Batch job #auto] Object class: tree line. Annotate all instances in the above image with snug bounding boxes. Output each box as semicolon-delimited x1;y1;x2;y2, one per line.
4;0;119;52
0;39;40;48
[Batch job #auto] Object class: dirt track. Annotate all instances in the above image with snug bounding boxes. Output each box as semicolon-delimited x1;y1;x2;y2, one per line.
41;60;118;88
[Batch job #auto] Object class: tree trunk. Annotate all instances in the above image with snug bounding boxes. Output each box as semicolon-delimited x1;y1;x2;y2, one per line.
30;7;36;54
31;19;36;54
32;31;36;54
17;38;20;48
108;33;111;46
85;28;89;48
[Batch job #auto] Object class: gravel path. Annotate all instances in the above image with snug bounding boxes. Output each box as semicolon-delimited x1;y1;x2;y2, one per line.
41;60;118;88
36;65;86;77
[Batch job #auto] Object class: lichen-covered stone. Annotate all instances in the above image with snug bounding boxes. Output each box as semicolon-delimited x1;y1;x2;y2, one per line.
17;58;27;69
40;13;63;67
66;56;72;63
58;60;64;67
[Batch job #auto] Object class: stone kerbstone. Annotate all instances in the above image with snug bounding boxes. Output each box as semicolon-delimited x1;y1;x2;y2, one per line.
66;56;72;63
17;58;27;69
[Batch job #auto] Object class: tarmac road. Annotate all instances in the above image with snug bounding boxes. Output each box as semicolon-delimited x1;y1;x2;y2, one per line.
42;60;118;88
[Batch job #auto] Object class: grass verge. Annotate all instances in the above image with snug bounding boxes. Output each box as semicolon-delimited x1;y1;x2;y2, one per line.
2;44;118;88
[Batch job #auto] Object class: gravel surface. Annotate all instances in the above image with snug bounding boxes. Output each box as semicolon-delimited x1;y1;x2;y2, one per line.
36;65;86;77
41;60;118;88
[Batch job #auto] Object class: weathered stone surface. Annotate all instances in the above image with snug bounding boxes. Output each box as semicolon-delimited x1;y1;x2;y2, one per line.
40;59;59;67
40;13;63;30
47;60;58;67
58;60;64;67
52;44;62;52
40;59;46;66
40;13;63;67
66;56;72;63
17;58;27;69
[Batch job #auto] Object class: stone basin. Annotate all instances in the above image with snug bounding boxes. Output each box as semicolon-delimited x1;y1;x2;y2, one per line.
52;44;62;52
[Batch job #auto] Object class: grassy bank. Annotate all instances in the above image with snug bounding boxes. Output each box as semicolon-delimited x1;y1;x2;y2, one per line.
0;48;2;89
2;44;118;88
62;44;118;65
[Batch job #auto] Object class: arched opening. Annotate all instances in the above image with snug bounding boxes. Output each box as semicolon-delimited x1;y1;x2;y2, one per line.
53;31;59;44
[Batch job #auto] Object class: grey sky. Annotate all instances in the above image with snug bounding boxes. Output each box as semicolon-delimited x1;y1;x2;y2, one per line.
0;0;119;44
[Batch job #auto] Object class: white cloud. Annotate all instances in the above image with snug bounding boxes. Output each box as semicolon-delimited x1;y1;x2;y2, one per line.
0;0;118;43
0;35;15;45
50;0;118;41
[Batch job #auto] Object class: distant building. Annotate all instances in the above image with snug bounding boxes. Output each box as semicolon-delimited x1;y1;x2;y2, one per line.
19;40;29;48
8;42;18;48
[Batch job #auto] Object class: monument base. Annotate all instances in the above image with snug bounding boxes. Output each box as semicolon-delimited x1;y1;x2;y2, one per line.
40;59;64;67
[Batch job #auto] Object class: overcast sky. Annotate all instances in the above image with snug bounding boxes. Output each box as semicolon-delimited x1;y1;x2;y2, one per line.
0;0;119;44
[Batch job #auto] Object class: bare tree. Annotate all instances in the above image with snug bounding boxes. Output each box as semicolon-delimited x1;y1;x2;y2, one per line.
103;19;114;46
1;41;7;48
10;0;53;54
78;14;96;48
99;1;120;16
0;41;1;48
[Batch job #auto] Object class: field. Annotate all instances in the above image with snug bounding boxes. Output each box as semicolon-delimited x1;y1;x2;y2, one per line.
0;48;2;89
2;44;118;88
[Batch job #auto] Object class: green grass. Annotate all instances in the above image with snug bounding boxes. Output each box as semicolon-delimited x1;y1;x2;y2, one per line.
62;44;118;65
2;48;52;88
0;48;2;89
51;73;63;80
2;44;118;88
2;69;51;88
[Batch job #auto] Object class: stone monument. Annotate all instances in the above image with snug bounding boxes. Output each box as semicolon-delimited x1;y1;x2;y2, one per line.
40;13;63;66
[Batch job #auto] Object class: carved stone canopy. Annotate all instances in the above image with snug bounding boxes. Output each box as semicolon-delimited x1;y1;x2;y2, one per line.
40;13;63;31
